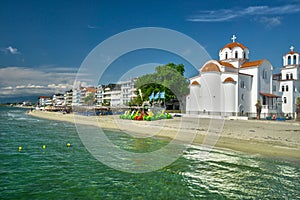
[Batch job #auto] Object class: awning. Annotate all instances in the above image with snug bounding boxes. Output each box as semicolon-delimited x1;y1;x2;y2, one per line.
259;92;279;98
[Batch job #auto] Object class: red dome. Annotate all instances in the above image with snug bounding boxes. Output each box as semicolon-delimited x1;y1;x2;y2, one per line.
201;63;220;72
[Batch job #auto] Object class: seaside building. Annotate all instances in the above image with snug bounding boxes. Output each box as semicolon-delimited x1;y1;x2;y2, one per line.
72;89;81;106
120;78;137;106
38;96;52;107
95;85;104;106
280;46;300;115
64;89;73;107
186;35;281;118
52;93;65;106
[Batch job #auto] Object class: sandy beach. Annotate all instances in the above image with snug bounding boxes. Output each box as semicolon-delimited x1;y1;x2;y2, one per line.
28;110;300;160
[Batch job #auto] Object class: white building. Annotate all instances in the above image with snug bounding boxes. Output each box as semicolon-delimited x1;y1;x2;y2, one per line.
120;78;137;106
95;85;104;106
38;96;52;107
186;35;281;117
52;93;65;106
280;46;300;115
64;90;73;107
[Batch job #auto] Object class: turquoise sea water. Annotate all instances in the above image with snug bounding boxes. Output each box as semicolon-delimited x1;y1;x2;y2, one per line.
1;107;300;199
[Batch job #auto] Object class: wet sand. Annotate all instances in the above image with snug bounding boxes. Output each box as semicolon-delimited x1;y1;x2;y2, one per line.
28;110;300;160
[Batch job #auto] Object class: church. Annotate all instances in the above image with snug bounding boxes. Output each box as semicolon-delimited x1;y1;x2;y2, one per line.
186;35;299;118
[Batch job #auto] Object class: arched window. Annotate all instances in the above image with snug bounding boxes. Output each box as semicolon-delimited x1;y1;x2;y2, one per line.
293;55;297;65
283;97;287;104
286;85;289;91
291;73;293;80
282;85;285;92
235;51;238;59
225;52;228;59
286;74;289;80
262;70;267;79
243;52;246;59
288;55;291;65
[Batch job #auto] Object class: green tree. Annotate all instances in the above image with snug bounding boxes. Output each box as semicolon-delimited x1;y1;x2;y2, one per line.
84;93;95;106
134;63;188;109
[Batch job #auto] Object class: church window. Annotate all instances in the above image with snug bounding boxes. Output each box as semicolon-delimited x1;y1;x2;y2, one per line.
262;96;267;105
282;85;285;92
262;70;267;79
290;73;293;80
288;56;291;65
225;52;228;59
286;85;289;91
235;51;238;59
293;55;297;65
240;80;245;89
243;52;246;59
286;74;289;80
283;97;287;104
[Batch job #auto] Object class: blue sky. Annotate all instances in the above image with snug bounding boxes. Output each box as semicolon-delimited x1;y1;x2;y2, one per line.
0;0;300;102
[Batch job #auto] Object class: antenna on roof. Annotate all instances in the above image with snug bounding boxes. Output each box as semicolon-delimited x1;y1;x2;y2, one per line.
231;35;237;43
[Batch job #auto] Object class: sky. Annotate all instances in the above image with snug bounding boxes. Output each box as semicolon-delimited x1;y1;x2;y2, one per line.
0;0;300;103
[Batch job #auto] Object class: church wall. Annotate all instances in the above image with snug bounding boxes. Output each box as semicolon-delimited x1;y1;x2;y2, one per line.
200;72;222;113
239;67;258;113
187;84;201;113
281;81;297;114
258;62;273;94
222;82;236;113
238;75;252;114
281;67;298;80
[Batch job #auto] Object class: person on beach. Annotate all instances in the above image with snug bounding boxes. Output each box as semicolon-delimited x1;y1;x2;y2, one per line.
255;100;262;120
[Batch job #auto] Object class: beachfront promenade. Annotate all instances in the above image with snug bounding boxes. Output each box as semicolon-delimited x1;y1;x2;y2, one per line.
28;110;300;160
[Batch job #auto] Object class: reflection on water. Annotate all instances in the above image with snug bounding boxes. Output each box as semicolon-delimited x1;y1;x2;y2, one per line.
1;107;299;199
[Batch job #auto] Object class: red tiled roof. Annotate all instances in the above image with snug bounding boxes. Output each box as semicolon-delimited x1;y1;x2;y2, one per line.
241;60;265;68
38;96;51;99
285;51;299;55
191;81;200;85
223;77;236;83
86;87;98;93
201;63;221;72
259;92;279;98
218;61;235;68
220;42;247;51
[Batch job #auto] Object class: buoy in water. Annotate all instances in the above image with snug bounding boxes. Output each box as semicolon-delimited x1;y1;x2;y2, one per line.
42;145;46;149
66;143;71;147
18;146;22;151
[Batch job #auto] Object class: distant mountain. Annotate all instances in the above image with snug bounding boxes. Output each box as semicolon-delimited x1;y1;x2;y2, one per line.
0;96;39;104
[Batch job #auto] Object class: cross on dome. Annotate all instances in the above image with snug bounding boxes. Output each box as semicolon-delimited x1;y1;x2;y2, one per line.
290;46;294;52
231;35;237;43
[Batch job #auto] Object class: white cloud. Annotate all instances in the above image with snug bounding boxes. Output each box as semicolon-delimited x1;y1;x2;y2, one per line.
16;84;45;89
187;4;300;27
1;46;21;54
0;66;88;98
88;25;101;29
259;17;282;28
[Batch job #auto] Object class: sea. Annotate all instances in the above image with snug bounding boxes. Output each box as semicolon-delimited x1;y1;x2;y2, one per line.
1;106;300;199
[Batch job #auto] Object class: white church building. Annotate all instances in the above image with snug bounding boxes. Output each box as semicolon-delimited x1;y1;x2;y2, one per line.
280;46;300;115
186;35;286;118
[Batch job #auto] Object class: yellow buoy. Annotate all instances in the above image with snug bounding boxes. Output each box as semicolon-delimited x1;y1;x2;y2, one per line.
66;143;71;147
18;146;22;151
42;145;46;149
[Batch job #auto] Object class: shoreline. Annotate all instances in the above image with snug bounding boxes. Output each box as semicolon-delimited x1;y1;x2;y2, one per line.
28;110;300;161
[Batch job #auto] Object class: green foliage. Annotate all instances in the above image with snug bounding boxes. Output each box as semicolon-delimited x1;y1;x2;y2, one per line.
134;63;188;103
84;93;95;106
